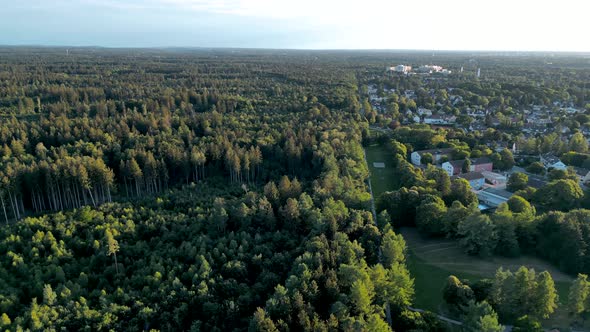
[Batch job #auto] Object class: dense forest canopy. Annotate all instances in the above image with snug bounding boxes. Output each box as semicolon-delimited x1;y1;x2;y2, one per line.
0;47;413;331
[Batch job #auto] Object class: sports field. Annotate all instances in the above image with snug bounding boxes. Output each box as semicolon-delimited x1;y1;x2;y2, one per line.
365;144;398;197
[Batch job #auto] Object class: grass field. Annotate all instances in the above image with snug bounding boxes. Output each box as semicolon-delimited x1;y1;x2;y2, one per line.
364;144;398;198
402;227;578;329
402;227;572;308
364;143;580;329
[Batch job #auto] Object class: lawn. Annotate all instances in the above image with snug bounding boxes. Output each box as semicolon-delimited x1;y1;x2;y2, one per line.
364;144;398;198
402;227;577;329
363;143;580;329
407;251;482;313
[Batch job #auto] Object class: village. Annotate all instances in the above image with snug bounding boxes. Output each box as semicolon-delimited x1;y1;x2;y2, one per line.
367;64;590;212
407;146;589;211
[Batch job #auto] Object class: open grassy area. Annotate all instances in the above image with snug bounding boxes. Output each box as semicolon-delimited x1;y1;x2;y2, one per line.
407;251;482;313
401;227;572;283
402;227;577;329
364;144;398;198
364;143;581;329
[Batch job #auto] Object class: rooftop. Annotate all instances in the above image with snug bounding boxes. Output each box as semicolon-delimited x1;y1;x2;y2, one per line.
541;153;562;165
471;157;492;165
481;187;513;199
415;148;454;156
455;171;485;181
444;160;465;168
573;167;590;177
477;188;513;208
480;170;507;181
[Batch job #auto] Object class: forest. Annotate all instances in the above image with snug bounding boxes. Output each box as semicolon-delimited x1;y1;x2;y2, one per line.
0;47;589;331
0;48;432;331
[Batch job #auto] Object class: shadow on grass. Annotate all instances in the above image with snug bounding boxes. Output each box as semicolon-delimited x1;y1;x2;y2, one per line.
403;227;579;329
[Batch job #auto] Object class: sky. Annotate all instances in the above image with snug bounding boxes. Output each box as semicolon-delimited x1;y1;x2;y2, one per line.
1;0;589;52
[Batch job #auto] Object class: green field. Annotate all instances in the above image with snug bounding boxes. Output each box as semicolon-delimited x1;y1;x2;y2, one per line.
365;144;398;198
402;227;572;307
402;227;577;328
365;143;579;329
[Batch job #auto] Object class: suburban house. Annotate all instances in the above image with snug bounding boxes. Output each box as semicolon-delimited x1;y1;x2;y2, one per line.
471;157;493;172
424;114;456;125
481;171;508;189
442;160;465;176
540;153;567;170
417;107;433;116
441;157;493;176
410;148;453;166
564;107;583;114
573;167;590;186
477;187;513;210
404;90;416;99
453;172;486;189
525;117;552;125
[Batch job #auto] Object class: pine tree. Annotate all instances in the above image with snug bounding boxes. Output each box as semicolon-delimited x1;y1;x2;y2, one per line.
42;284;56;306
127;158;143;196
105;229;120;275
533;271;558;318
568;274;590;316
380;229;406;268
350;280;373;316
249;308;279;332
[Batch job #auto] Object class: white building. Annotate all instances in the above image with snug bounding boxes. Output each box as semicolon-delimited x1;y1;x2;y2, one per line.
481;171;508;189
416;65;443;73
477;188;513;210
410;148;454;166
424;114;456;125
389;65;412;73
540;154;567;170
442;160;465;176
417;107;433;116
574;167;590;186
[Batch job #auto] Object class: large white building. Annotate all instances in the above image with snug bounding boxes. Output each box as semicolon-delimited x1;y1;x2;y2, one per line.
477;188;513;210
416;65;443;73
389;65;412;74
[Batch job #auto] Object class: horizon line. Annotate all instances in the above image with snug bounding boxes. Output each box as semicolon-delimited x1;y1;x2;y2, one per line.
1;44;589;55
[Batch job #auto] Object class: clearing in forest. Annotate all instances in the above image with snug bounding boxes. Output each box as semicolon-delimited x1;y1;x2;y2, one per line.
402;227;575;328
365;144;397;198
402;227;572;282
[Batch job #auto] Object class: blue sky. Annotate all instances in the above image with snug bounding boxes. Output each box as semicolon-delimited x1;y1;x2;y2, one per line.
1;0;588;51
